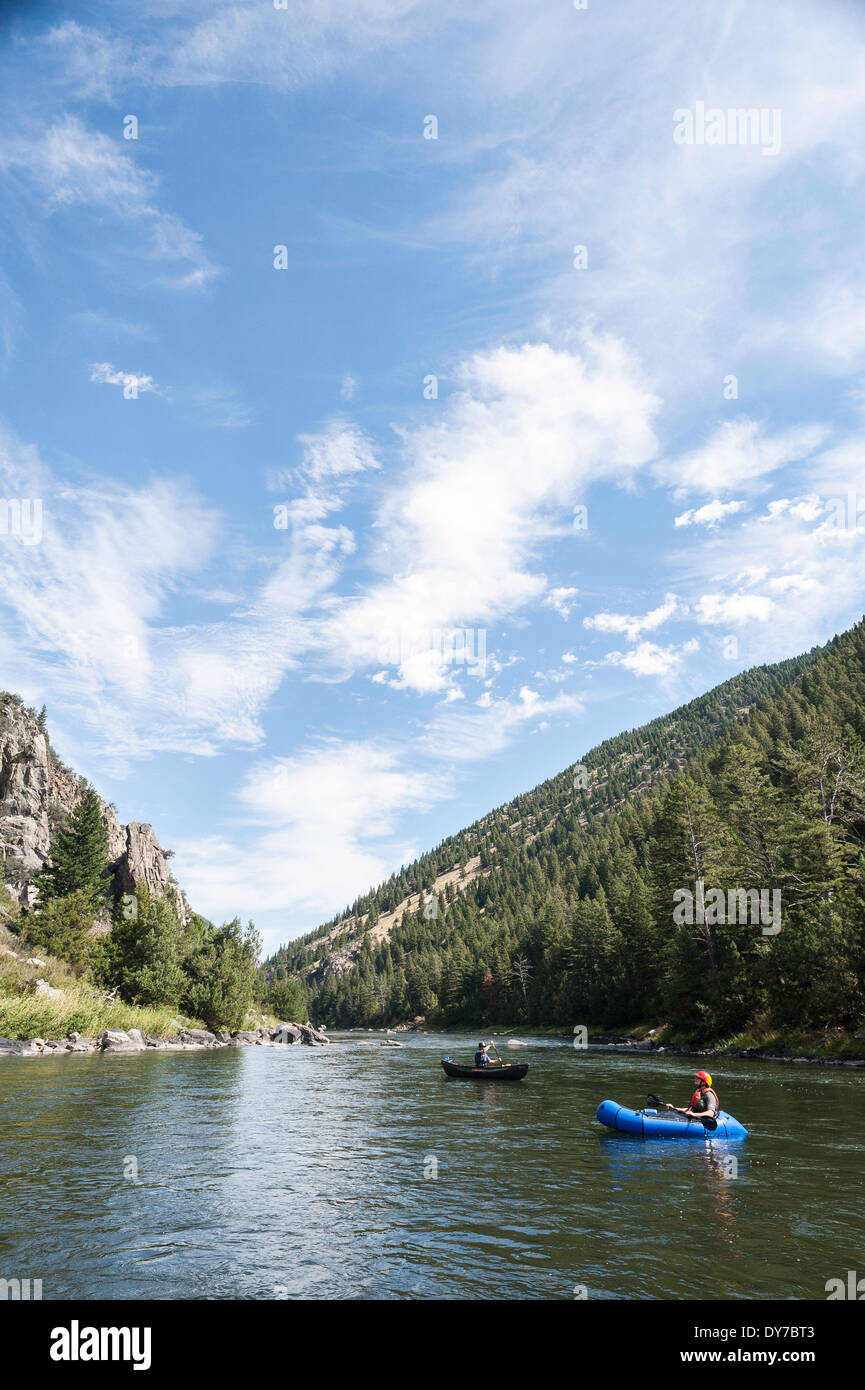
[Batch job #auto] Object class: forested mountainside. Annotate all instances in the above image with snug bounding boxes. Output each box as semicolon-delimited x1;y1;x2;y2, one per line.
262;624;865;1039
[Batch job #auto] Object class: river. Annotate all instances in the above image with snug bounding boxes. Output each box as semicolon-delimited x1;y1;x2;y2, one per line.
1;1033;862;1300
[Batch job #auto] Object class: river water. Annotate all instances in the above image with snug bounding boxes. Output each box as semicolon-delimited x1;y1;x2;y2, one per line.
1;1033;861;1300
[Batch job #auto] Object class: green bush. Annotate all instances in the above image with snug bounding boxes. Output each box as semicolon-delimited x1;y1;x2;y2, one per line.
183;918;261;1030
98;885;188;1009
23;889;96;971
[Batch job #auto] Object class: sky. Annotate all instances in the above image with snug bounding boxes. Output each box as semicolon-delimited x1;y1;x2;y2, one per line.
2;0;865;954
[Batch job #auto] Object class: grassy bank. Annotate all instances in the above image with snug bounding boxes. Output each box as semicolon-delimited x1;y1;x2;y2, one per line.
1;918;281;1042
0;987;196;1041
0;920;199;1039
711;1025;865;1060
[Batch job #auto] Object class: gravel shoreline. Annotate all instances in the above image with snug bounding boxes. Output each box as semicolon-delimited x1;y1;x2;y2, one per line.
0;1021;330;1057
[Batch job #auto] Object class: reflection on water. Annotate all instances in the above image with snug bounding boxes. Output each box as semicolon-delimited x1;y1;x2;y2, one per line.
0;1035;861;1300
599;1131;749;1264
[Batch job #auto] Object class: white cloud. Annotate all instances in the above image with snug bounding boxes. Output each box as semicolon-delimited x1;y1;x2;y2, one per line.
675;499;746;528
0;428;221;751
584;593;679;642
297;420;379;482
760;495;825;524
270;421;379;547
318;336;659;692
604;638;699;678
544;586;578;619
657;419;827;497
694;593;775;625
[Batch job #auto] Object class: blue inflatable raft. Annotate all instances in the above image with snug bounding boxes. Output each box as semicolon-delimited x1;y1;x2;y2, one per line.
597;1099;748;1139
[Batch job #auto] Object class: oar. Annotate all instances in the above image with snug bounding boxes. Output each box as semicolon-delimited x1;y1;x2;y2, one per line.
646;1093;717;1131
489;1039;506;1066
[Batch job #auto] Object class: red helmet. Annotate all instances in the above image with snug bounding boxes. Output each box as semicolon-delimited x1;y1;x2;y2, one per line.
694;1070;712;1086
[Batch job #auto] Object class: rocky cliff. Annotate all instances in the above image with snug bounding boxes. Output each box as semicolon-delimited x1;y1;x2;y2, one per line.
0;692;186;920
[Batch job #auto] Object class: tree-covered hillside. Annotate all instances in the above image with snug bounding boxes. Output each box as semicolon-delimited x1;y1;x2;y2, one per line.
262;627;865;1038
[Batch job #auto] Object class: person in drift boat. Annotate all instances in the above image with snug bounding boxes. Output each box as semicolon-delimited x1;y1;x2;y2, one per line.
474;1041;493;1068
664;1070;719;1120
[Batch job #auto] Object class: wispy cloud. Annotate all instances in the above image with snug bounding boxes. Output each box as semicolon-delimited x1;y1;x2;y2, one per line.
656;419;827;497
173;738;448;932
89;361;159;396
0;116;218;289
424;686;583;762
40;4;433;96
317;336;660;693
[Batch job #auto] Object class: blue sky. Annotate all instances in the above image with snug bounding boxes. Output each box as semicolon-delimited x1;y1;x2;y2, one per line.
2;0;865;952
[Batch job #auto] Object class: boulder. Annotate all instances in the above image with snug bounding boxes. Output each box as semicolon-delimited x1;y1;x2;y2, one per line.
97;1028;144;1052
273;1024;302;1045
299;1023;330;1046
34;978;64;1000
177;1028;218;1046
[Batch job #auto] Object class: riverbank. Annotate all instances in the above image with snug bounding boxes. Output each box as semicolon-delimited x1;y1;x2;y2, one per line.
592;1035;865;1068
396;1021;865;1066
0;1020;330;1058
0;921;267;1046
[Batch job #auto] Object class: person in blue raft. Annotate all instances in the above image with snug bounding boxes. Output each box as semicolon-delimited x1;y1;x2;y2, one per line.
474;1041;493;1067
664;1070;719;1121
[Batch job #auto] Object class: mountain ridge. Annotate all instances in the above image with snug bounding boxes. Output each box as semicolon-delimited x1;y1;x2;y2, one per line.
262;634;842;1032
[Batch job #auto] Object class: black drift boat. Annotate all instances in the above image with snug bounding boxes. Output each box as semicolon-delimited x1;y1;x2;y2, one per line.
441;1057;529;1081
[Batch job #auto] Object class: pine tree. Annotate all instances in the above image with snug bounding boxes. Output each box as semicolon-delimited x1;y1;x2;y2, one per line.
101;884;187;1008
39;786;110;908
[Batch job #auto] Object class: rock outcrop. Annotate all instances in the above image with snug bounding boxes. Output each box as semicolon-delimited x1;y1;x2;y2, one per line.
114;821;185;919
0;693;185;919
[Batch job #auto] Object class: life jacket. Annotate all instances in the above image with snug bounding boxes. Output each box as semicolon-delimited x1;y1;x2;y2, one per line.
475;1049;489;1067
690;1086;719;1114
